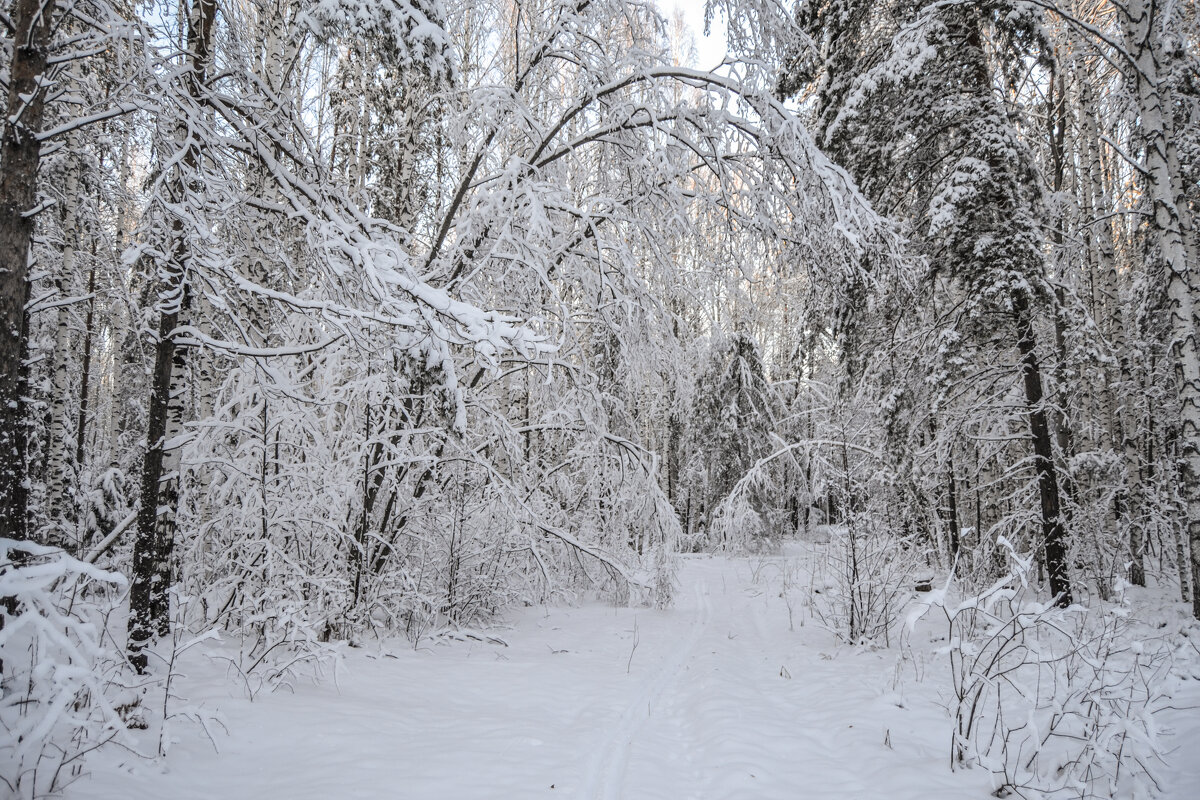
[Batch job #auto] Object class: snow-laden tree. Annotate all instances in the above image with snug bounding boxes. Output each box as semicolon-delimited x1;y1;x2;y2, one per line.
708;0;1200;618
101;0;891;667
681;331;782;547
769;0;1111;605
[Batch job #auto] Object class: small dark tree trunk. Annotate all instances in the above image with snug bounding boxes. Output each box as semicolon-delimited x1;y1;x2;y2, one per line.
946;464;960;558
129;300;189;668
352;395;377;607
1013;291;1072;607
76;263;97;468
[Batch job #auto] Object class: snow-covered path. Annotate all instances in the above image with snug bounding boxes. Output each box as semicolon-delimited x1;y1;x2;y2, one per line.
68;554;1200;800
581;558;958;800
617;559;927;800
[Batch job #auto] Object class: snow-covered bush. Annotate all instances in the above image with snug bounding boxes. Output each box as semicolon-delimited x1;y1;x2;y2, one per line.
811;517;916;646
0;539;128;798
1064;451;1129;603
909;539;1169;799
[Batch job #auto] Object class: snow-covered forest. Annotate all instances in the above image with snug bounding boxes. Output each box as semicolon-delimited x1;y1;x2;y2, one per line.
2;0;1200;797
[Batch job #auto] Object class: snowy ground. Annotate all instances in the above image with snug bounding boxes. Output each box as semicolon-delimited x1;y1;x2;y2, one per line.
67;550;1200;800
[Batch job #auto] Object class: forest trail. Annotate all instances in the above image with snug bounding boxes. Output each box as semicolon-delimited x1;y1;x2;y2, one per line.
66;552;1200;800
579;576;713;800
583;556;961;800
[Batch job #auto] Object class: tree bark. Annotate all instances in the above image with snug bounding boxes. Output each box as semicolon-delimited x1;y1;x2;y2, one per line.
0;0;58;544
128;0;217;672
945;462;960;558
47;142;83;546
75;262;97;470
1013;291;1073;606
1120;0;1200;616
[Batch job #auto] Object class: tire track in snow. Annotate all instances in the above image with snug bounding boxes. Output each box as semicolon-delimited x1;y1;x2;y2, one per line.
578;578;711;800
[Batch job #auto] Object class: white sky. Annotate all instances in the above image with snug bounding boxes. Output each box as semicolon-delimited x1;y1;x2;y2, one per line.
661;1;728;70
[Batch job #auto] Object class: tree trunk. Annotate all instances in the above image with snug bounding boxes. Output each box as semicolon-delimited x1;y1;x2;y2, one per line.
1044;65;1084;581
1013;291;1072;606
76;262;97;470
128;0;217;672
47;142;83;546
0;0;58;544
946;462;960;558
1120;0;1200;616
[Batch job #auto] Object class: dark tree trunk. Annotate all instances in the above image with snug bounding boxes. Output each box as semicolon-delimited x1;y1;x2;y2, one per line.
76;263;97;468
128;301;189;670
0;0;57;543
946;464;960;558
1013;291;1072;606
352;395;377;607
128;0;217;673
1045;66;1093;587
667;411;680;505
0;0;58;674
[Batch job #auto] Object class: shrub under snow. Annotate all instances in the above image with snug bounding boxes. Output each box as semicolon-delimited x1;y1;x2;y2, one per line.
0;539;129;798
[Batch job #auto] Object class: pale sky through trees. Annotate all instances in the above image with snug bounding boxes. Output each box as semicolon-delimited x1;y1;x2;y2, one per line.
664;0;728;68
